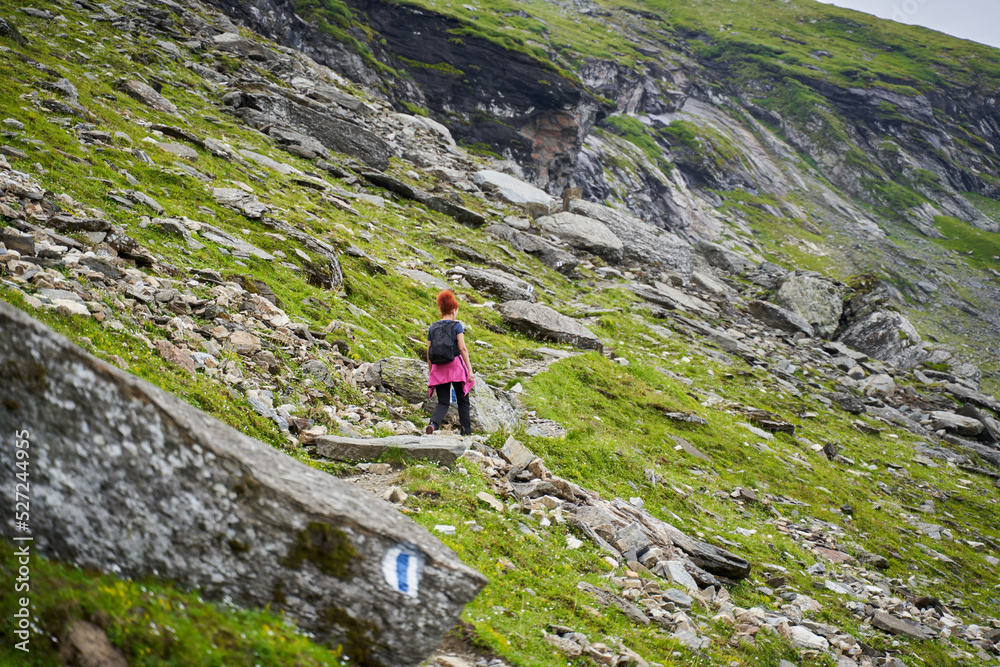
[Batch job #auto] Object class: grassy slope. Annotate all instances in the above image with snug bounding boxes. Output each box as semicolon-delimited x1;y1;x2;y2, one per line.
1;1;999;666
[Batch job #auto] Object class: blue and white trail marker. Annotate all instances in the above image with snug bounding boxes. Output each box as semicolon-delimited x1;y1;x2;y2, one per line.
382;544;424;598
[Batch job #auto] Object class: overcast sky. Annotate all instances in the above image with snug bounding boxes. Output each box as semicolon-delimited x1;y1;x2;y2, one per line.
814;0;1000;49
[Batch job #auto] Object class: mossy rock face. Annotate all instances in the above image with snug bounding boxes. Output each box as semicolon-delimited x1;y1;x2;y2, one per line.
377;356;428;403
285;521;360;579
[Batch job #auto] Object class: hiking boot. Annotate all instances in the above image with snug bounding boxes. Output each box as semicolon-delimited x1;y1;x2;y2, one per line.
425;423;435;435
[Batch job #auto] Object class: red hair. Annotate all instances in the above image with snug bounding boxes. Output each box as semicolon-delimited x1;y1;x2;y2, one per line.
437;290;458;316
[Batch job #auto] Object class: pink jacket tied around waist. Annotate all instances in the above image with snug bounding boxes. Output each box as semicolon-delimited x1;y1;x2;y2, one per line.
428;356;475;398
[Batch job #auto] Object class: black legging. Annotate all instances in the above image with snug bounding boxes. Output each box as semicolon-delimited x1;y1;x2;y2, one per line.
429;382;471;436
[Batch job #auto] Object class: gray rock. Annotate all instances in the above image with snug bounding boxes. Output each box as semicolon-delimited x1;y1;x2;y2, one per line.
472;170;554;208
746;300;815;337
928;411;985;437
228;92;391;170
485;224;579;274
360;171;485;226
863;373;896;398
662;588;693;608
463;267;535;303
775;272;844;339
157;142;198;161
377;357;430;403
117;80;177;114
872;611;936;640
663;561;699;593
0;301;485;666
497;301;603;352
787;625;829;651
212;32;278;61
1;230;34;255
124;190;165;214
499;436;535;468
569;199;693;275
631;283;717;318
695;240;753;274
576;581;650;625
397;268;449;290
198;223;274;260
238;149;303;176
536;211;624;263
212;188;269;219
315;434;469;465
837;310;926;369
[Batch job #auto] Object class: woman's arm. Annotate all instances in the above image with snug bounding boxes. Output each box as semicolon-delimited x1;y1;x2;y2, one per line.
456;332;473;378
427;340;433;373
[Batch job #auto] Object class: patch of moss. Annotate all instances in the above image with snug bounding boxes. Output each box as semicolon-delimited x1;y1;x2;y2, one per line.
284;522;360;579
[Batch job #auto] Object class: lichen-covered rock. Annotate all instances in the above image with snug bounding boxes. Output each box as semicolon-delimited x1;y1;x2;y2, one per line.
0;302;485;667
775;271;845;339
837;310;926;369
498;300;604;352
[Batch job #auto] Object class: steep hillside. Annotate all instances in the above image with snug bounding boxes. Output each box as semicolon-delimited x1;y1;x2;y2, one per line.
1;0;1000;666
205;0;1000;389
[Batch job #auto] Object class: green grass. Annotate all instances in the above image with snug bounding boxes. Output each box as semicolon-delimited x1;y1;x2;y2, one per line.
0;542;343;666
929;214;1000;271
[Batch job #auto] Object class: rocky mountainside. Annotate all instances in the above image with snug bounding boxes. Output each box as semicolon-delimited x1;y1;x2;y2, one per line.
1;0;1000;666
207;0;1000;385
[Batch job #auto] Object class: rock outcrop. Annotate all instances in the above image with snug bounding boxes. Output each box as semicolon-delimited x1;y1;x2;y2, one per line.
0;302;485;666
536;211;625;263
775;272;844;339
497;300;604;352
837;310;926;369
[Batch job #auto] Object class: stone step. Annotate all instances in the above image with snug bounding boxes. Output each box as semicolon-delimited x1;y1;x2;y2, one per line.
315;434;470;465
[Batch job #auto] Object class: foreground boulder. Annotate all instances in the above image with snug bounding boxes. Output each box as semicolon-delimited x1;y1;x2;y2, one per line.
0;302;485;666
498;300;604;352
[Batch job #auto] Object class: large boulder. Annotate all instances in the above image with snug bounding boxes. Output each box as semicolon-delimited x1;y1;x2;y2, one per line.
746;300;815;337
569;199;693;275
375;357;520;433
498;300;603;352
227;91;391;170
695;240;754;275
485;224;579;274
775;271;845;339
837;310;926;369
462;267;536;303
472;170;554;208
536;211;624;263
0;302;485;666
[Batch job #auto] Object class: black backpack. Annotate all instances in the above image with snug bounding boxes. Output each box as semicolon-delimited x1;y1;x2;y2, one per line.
428;320;459;365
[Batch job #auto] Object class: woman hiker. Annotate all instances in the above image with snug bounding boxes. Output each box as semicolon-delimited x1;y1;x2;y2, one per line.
426;290;475;436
